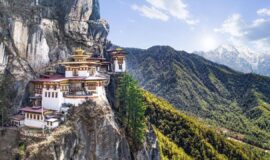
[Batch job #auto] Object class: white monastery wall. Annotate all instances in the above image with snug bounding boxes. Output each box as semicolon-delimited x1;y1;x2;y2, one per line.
65;71;73;77
25;118;44;128
47;121;59;129
78;70;89;77
63;97;86;106
114;59;126;72
42;88;63;111
96;86;105;96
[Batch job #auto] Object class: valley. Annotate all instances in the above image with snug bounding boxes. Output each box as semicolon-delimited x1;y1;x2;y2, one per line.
126;46;270;150
0;0;270;159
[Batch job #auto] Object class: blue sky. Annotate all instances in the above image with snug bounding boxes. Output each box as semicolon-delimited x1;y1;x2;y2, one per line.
99;0;270;53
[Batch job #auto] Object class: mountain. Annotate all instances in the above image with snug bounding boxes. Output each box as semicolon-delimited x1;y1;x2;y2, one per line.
144;91;270;160
257;55;270;76
195;44;270;77
22;78;270;160
126;46;270;149
1;0;270;159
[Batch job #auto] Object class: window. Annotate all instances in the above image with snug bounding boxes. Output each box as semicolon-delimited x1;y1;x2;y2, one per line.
48;92;50;98
55;92;58;98
45;92;47;97
119;64;123;70
52;92;54;98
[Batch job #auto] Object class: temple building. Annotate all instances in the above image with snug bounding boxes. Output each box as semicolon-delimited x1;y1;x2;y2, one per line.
109;48;127;73
10;48;127;130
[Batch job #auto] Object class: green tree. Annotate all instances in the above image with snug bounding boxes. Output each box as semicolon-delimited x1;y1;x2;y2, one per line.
117;73;146;149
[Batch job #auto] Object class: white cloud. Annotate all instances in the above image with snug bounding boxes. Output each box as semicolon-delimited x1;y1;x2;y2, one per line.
252;38;270;53
215;13;270;53
214;14;247;37
131;4;169;21
257;8;270;16
251;18;267;27
132;0;198;25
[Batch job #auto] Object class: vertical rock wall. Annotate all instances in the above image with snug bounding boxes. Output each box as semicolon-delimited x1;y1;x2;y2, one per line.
26;98;132;160
0;42;7;66
0;0;109;110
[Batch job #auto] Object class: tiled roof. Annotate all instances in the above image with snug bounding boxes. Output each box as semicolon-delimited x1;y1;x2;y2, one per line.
20;107;48;113
10;114;25;121
32;75;108;82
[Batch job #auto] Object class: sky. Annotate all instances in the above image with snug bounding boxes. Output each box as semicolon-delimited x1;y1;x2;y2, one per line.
99;0;270;53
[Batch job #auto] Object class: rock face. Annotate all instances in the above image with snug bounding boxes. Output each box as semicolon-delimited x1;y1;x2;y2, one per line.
0;0;109;110
0;129;20;160
1;0;109;70
0;42;8;73
134;126;160;160
25;97;160;160
26;98;132;160
0;1;160;159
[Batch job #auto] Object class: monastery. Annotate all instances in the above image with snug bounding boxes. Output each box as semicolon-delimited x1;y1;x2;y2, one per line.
10;48;126;130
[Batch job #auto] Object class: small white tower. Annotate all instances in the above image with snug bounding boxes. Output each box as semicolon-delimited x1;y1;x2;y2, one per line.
111;48;127;73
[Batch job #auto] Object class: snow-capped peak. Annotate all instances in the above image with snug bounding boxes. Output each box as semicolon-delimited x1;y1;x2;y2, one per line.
194;44;270;76
216;44;238;53
214;44;259;67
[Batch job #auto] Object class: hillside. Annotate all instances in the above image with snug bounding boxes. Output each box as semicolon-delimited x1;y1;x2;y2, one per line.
126;46;270;149
143;91;270;160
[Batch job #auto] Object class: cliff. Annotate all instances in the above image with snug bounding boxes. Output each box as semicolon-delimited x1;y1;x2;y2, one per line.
0;0;109;111
26;97;132;160
0;1;161;160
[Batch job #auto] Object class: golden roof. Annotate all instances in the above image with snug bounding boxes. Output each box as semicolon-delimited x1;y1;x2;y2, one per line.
116;48;123;51
75;48;85;56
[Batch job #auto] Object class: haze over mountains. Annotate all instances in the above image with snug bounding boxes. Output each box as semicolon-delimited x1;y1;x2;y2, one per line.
195;44;270;77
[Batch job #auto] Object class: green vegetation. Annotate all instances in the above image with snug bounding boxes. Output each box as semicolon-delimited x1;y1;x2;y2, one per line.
154;127;193;160
126;46;270;149
18;143;26;159
143;91;270;160
117;73;146;150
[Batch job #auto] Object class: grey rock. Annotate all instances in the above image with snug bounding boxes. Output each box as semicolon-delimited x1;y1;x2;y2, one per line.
0;0;109;110
27;98;132;160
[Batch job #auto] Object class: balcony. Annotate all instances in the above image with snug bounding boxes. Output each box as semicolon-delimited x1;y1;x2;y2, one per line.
63;87;96;98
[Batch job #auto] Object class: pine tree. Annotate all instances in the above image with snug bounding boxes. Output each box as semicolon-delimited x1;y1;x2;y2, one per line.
117;73;146;148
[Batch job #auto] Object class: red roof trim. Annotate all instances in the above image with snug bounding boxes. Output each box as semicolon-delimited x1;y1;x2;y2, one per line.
20;107;48;113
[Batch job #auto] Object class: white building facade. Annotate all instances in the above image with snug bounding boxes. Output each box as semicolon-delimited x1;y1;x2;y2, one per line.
17;48;126;129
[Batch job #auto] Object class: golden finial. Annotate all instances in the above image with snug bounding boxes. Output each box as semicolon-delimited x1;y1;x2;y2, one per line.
116;48;123;51
75;47;84;55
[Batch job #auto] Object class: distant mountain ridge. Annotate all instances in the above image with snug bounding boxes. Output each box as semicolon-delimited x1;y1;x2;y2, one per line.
195;44;270;76
126;45;270;149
